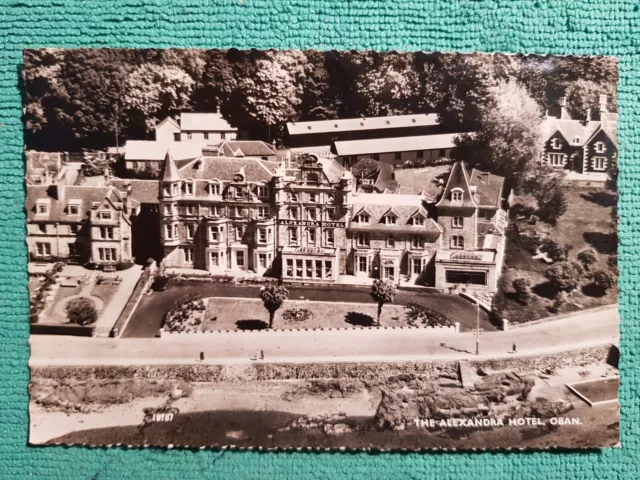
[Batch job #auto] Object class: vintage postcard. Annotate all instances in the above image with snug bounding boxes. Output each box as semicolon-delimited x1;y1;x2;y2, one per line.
25;49;619;449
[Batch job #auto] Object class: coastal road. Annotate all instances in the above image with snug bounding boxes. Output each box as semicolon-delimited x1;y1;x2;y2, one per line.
30;305;619;366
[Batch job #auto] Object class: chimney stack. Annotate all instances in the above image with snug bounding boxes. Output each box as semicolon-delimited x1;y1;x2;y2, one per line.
586;107;592;123
215;104;220;114
559;97;569;119
599;94;608;113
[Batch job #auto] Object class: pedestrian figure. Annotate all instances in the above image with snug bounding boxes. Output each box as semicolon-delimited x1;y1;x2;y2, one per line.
199;351;205;362
260;349;265;360
512;343;517;353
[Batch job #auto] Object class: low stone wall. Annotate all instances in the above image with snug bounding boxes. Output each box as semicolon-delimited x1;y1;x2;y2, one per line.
30;323;94;337
159;323;460;338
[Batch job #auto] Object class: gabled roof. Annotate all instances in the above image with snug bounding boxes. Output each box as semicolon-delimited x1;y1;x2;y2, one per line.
351;158;398;193
436;161;477;208
124;140;203;161
468;169;504;207
541;111;618;148
287;114;439;136
333;133;463;157
317;158;347;184
180;112;237;132
110;179;160;204
156;116;180;131
26;185;123;222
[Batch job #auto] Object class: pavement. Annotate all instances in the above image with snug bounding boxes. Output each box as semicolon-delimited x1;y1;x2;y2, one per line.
30;304;619;366
93;265;143;337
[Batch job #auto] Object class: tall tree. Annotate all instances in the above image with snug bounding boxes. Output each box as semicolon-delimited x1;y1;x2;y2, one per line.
259;285;289;329
453;80;543;189
370;279;397;327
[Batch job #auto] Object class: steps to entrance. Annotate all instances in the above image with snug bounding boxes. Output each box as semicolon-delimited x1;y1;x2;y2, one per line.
459;359;474;389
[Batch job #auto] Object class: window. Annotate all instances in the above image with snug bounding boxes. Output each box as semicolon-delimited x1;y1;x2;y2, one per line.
309;192;317;203
573;137;581;145
204;133;209;140
290;192;299;202
306;259;313;278
358;256;368;273
210;205;221;217
326;207;335;220
184;181;194;195
306;173;319;184
451;189;463;202
171;184;179;196
258;228;267;243
208;183;220;196
221;133;226;140
257;206;269;219
36;242;51;256
551;138;562;150
257;185;268;198
325;229;334;246
173;224;179;239
235;225;244;241
372;154;380;160
384;214;397;225
70;224;79;234
593;156;607;171
386;235;395;248
289;228;299;245
98;211;112;220
68;204;80;215
98;248;116;262
184;247;194;263
258;253;267;269
595;142;606;153
308;228;316;245
289;207;299;219
356;213;370;224
36;203;48;215
452;216;464;228
296;259;303;277
185;204;195;216
411;235;425;249
286;259;294;277
394;152;401;161
484;210;493;222
307;208;317;221
68;243;77;256
324;260;333;279
187;133;192;140
356;233;370;247
100;227;114;239
417;150;424;159
236;251;245;267
446;270;486;286
38;224;46;233
451;235;464;249
315;260;322;278
412;258;422;275
209;226;219;242
234;206;244;217
210;252;219;267
164;224;174;239
187;224;196;240
412;216;424;226
548;153;566;167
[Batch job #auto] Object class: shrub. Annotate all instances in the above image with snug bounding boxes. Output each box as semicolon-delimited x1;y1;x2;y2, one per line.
164;294;205;333
512;278;531;305
152;275;169;291
544;261;584;295
591;270;614;293
404;303;452;327
282;307;313;324
65;297;98;326
539;238;570;263
115;259;135;271
577;248;598;271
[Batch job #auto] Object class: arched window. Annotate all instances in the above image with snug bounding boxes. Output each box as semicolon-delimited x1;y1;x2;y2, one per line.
451;188;463;202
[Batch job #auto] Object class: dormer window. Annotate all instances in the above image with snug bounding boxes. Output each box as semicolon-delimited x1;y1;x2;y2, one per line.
67;203;80;215
551;138;562;150
595;142;606;153
257;185;268;198
184;180;194;196
171;183;179;196
208;182;220;196
451;189;463;202
573;137;581;145
356;213;370;224
412;217;425;226
98;211;112;220
384;214;397;225
306;173;319;184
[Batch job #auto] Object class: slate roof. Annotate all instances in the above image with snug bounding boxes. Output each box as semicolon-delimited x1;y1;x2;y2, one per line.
177;157;279;183
124;141;203;162
541;111;618;147
333;133;462;157
110;179;160;204
26;185;123;222
161;151;181;182
468;169;504;207
180;112;237;132
287;114;439;136
436;162;477;208
203;140;276;158
351;158;398;193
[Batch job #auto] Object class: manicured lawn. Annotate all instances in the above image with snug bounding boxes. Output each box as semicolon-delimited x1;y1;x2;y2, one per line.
90;284;119;309
40;285;82;324
495;185;618;324
201;298;410;331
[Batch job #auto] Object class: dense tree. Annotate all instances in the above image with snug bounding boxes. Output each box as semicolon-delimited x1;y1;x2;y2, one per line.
565;79;618;118
591;270;614;293
512;278;531;305
259;285;289;328
522;165;568;224
370;279;397;326
577;248;598;271
453;80;543;189
544;261;584;295
122;63;196;134
65;297;98;326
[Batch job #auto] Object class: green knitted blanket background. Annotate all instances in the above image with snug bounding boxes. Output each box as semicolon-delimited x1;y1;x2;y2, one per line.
1;1;637;478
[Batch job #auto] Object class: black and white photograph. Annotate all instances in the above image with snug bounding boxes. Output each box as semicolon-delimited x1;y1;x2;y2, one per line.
25;48;619;449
